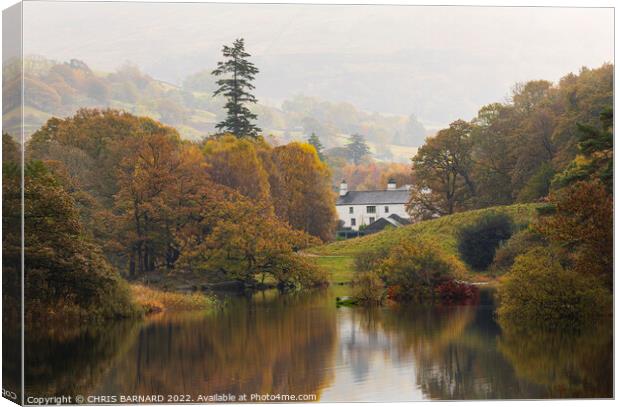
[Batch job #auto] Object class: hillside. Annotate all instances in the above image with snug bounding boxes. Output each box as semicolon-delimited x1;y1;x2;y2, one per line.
307;203;542;284
3;56;427;162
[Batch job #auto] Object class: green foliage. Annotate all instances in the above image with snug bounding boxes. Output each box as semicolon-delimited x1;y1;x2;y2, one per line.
516;162;555;202
352;272;385;304
457;212;514;271
497;247;611;328
491;228;546;274
553;107;613;193
212;38;261;138
306;132;325;161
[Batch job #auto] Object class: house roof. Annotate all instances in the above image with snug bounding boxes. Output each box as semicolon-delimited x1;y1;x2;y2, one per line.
337;188;411;205
364;214;411;234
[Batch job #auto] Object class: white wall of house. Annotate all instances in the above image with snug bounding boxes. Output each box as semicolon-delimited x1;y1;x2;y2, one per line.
336;203;410;231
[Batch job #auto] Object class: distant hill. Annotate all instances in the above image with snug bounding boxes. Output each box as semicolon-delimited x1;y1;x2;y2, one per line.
3;56;427;162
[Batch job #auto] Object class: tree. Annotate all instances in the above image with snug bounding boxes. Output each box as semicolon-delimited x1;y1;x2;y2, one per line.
553;107;613;192
536;180;612;288
407;120;475;218
345;133;371;164
270;142;337;241
3;159;136;322
203;134;271;202
212;38;261;138
307;132;325;161
173;184;322;288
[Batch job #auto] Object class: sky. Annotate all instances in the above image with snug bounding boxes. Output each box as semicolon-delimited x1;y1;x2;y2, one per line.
22;1;614;128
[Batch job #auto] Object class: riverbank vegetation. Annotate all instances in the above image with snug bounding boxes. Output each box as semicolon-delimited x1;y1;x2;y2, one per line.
130;285;216;314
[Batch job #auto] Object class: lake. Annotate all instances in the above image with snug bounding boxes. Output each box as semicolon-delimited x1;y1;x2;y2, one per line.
24;287;612;401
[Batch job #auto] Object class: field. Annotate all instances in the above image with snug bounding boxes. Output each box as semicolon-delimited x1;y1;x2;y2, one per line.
308;203;542;284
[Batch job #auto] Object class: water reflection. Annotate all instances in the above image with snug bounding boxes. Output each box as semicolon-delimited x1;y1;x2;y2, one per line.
498;318;613;398
23;288;612;401
95;289;337;399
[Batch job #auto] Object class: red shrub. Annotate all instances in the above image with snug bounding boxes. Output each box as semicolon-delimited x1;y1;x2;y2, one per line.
435;280;480;305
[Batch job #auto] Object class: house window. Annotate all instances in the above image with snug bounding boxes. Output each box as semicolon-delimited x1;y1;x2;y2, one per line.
351;218;356;226
384;206;389;213
369;217;375;224
349;207;354;214
366;206;376;214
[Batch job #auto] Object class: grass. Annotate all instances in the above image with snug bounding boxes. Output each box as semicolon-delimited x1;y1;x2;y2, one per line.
312;256;356;284
308;203;542;284
130;284;216;314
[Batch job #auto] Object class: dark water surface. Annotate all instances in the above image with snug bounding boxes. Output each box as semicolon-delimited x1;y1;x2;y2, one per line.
25;287;612;401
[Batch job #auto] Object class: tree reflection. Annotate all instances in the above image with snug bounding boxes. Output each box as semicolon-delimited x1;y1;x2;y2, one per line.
24;321;141;397
96;289;337;399
348;296;545;400
497;317;613;398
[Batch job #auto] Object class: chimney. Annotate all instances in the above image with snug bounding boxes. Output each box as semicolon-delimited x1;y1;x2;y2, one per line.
339;180;348;196
387;178;397;190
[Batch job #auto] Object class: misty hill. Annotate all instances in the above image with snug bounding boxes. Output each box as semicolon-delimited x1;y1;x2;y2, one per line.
3;56;427;161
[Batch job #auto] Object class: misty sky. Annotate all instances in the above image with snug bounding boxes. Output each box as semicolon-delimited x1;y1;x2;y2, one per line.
22;1;613;128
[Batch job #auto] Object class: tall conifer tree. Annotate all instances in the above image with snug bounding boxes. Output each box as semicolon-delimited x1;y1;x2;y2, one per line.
212;38;261;138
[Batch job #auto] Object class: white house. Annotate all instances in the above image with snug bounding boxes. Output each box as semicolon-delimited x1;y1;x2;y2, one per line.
336;179;412;231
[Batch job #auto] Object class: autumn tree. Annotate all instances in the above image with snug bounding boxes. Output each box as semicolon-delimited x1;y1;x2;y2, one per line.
202;134;271;202
212;38;261;138
407;120;475;218
3;158;135;321
270;142;337;241
173;184;322;287
536;181;612;288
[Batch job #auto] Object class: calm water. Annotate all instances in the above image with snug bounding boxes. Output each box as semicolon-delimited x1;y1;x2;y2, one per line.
24;287;612;401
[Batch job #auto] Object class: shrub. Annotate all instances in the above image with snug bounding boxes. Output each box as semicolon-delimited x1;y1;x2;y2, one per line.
379;240;455;302
491;228;546;274
352;272;385;304
497;247;612;328
271;255;329;289
435;280;480;305
354;247;390;273
457;212;514;271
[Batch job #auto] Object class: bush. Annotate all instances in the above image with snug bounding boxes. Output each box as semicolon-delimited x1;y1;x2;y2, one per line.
352;272;385;304
491;228;546;274
379;240;456;302
435;280;479;305
497;247;611;328
354;247;390;273
458;212;514;271
271;255;329;289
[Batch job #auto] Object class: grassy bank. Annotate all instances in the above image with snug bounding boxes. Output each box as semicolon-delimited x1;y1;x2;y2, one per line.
308;204;541;284
130;284;216;314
